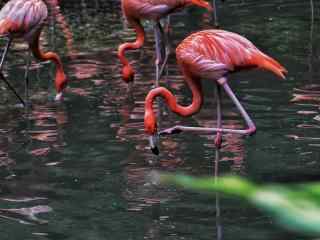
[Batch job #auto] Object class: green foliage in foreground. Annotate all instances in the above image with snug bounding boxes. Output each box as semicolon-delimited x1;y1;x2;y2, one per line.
154;173;320;236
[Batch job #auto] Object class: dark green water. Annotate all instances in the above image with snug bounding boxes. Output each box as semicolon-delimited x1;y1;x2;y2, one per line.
0;0;319;239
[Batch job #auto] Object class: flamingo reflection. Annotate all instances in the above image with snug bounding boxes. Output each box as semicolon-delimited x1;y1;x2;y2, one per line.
26;103;68;158
289;0;320;146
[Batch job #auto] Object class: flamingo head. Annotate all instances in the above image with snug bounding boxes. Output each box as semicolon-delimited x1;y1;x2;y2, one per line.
144;109;157;135
122;64;135;83
145;110;159;155
55;71;68;101
190;0;213;12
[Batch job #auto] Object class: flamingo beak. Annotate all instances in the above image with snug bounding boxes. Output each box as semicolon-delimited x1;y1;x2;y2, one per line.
191;0;213;11
55;92;63;101
149;134;159;155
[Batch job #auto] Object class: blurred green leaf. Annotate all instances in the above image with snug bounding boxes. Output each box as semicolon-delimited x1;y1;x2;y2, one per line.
155;172;320;236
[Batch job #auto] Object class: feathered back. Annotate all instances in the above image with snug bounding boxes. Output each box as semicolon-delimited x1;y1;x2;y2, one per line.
176;30;287;79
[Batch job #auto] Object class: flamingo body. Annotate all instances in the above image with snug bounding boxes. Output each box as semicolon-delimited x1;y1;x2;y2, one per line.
118;0;212;83
0;0;67;101
145;29;287;136
0;0;47;41
176;30;287;81
122;0;210;21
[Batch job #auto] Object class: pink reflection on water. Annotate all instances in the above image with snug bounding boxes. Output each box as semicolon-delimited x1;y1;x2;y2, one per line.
67;87;92;97
289;84;320;147
291;85;320;103
69;61;100;80
291;94;320;103
27;104;67;157
0;205;52;225
30;147;51;157
31;130;58;142
195;115;245;172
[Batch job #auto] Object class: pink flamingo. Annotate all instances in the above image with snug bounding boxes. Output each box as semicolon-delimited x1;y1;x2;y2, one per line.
211;0;225;26
118;0;212;87
144;29;287;155
0;0;68;106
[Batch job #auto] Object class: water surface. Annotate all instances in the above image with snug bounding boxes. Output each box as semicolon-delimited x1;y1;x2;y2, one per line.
0;0;319;239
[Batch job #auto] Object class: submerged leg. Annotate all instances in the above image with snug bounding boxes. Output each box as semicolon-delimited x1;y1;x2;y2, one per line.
214;84;222;148
160;77;256;136
0;38;25;106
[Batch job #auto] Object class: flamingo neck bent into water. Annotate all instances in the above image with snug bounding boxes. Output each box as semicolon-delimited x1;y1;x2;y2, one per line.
118;19;145;83
29;30;67;96
144;72;203;134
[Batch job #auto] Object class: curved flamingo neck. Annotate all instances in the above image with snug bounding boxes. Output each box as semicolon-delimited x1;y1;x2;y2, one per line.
118;19;145;67
145;72;203;134
29;31;66;92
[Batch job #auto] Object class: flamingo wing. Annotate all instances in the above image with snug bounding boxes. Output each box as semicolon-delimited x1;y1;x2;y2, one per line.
177;30;287;79
176;31;235;79
135;3;175;20
178;53;233;79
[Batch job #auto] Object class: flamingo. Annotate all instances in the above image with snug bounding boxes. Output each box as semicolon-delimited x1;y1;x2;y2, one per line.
0;0;67;106
118;0;212;87
211;0;225;27
144;29;287;155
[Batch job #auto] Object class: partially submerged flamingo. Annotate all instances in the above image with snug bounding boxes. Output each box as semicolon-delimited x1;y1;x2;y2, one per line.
144;29;287;154
118;0;212;87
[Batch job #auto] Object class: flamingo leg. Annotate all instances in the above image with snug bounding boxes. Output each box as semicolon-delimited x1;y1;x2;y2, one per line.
164;15;170;35
159;77;256;136
212;0;219;27
0;37;11;70
214;84;222;148
0;38;25;106
24;51;31;105
158;16;171;79
153;22;166;86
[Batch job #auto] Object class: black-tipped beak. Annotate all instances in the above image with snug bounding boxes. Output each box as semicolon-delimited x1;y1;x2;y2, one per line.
149;135;159;155
151;146;159;155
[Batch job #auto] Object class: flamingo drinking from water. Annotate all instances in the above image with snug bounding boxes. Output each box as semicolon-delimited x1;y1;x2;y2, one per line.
118;0;212;87
0;0;68;106
144;29;287;155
